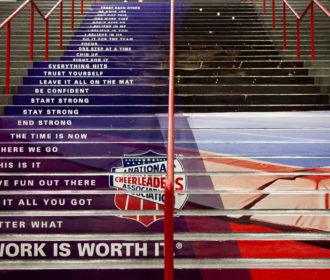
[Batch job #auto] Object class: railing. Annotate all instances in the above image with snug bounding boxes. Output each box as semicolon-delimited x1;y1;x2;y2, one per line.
251;0;329;60
165;0;175;279
0;0;63;94
283;0;330;60
0;0;99;95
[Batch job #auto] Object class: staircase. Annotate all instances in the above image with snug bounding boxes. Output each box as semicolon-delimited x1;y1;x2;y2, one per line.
0;0;329;279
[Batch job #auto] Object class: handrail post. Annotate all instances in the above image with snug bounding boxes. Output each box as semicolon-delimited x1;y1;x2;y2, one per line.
81;0;84;15
1;0;73;94
263;0;266;15
296;18;300;60
164;180;174;280
60;1;63;50
310;2;315;60
5;22;11;95
283;2;286;49
30;2;34;61
45;18;49;61
72;0;75;30
165;0;175;279
272;0;275;30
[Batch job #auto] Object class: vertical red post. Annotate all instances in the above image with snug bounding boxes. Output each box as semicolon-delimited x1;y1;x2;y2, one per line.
283;2;286;49
81;0;84;15
165;0;175;279
60;1;63;50
164;180;174;280
30;3;34;61
272;0;275;30
263;0;266;15
296;19;300;60
45;18;49;61
72;0;75;30
310;2;315;60
5;22;11;95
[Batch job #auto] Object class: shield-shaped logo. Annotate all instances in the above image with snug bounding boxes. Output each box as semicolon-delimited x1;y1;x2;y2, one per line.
109;150;188;227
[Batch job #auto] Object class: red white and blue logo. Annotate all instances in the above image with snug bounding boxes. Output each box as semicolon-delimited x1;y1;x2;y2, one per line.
109;150;188;227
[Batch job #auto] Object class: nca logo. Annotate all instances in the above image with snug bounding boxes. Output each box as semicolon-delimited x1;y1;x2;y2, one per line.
109;150;188;227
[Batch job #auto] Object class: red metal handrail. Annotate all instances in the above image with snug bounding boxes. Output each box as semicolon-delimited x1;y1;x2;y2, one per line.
0;0;102;94
283;0;330;60
72;0;75;30
0;0;63;94
165;0;175;279
250;0;329;60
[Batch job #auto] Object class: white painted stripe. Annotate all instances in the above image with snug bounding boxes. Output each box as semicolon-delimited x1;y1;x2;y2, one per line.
0;209;328;217
0;232;328;241
0;258;328;269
